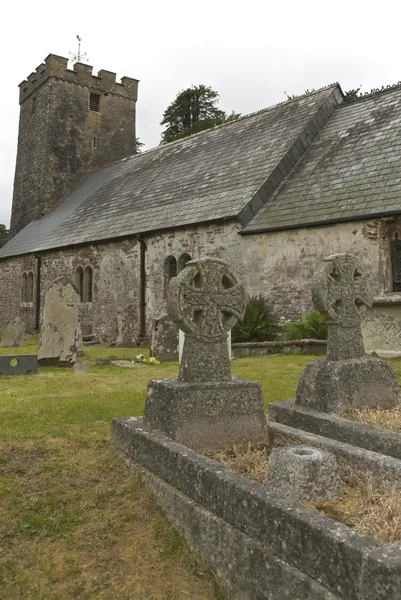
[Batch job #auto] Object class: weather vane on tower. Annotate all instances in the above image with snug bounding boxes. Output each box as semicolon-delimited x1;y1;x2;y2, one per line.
69;35;89;64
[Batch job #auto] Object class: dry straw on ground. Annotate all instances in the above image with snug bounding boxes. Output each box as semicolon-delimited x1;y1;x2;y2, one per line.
344;406;401;432
211;446;401;543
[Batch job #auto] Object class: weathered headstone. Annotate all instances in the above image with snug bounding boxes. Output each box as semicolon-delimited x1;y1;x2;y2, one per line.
144;257;267;451
296;254;401;412
38;277;81;367
116;304;138;347
1;316;26;348
265;445;342;501
150;314;178;361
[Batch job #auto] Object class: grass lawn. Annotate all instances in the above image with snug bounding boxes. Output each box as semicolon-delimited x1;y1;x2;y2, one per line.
1;340;400;599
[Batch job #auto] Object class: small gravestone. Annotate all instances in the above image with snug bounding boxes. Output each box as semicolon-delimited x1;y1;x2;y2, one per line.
38;278;81;367
73;362;89;374
144;257;267;451
116;304;138;347
150;314;178;362
296;254;401;412
1;316;26;348
265;445;342;501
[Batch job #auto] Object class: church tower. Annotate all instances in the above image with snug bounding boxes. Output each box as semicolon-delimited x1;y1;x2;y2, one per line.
10;54;139;236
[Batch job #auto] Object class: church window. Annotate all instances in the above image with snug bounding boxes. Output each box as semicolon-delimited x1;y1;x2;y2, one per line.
178;253;191;273
21;273;28;302
89;93;100;112
21;271;34;303
83;266;93;302
74;267;84;301
93;137;98;149
164;256;177;282
27;272;34;303
391;233;401;291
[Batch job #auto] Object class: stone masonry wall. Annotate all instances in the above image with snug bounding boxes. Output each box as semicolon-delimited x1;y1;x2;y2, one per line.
11;55;138;236
0;217;391;340
0;239;140;340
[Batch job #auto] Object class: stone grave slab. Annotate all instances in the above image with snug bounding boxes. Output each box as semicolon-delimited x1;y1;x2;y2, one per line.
150;314;178;361
143;256;266;451
296;253;401;412
38;277;81;367
1;316;26;348
0;354;37;375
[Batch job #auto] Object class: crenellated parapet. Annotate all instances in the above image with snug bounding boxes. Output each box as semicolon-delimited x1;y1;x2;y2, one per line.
19;54;138;104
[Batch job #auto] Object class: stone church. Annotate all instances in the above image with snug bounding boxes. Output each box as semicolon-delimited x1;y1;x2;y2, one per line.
1;53;401;351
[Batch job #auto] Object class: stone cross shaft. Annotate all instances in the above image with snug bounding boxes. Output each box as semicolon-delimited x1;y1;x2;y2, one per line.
312;253;372;361
167;257;246;381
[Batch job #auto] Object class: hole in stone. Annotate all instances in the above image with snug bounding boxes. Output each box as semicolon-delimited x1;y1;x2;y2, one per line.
353;269;362;279
293;448;314;456
329;268;340;282
9;358;18;368
192;310;202;326
222;275;234;289
192;273;202;288
221;311;232;327
332;299;342;312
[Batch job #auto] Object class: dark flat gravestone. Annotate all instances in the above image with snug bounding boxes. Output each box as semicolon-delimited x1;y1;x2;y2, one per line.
0;354;37;374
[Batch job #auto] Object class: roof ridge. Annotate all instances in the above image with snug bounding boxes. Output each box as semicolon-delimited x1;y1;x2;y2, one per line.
341;82;401;106
130;82;340;161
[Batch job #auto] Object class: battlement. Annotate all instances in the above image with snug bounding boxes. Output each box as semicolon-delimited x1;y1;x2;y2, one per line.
19;54;139;104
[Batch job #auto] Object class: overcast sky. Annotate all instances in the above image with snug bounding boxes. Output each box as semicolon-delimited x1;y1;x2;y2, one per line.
0;0;399;227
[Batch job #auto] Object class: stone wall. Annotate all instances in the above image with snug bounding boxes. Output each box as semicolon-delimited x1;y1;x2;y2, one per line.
11;54;138;236
0;216;392;342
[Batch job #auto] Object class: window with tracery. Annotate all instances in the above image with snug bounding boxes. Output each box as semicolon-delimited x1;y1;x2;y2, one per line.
164;256;177;282
391;233;401;291
74;266;93;302
21;271;34;303
178;253;191;273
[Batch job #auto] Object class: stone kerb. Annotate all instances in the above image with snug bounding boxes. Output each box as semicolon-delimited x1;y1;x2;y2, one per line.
296;253;401;413
111;417;401;600
143;256;267;451
38;277;82;367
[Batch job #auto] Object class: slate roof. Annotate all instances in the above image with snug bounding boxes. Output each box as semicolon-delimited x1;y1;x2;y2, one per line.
0;85;339;258
243;86;401;233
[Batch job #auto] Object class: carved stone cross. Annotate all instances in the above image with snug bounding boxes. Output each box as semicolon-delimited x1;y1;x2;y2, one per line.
168;257;246;381
312;253;373;360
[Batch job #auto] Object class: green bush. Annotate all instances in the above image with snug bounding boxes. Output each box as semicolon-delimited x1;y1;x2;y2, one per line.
278;312;327;341
232;295;272;343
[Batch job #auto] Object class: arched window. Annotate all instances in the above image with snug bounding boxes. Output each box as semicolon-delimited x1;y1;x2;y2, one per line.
164;256;177;282
27;272;34;303
178;253;191;273
75;267;84;301
21;273;28;302
83;266;93;303
391;232;401;291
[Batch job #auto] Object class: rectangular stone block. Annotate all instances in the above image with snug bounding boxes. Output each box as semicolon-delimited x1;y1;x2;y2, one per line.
143;378;267;451
269;399;401;460
0;354;37;375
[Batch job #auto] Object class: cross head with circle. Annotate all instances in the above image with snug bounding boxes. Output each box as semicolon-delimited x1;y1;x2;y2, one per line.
312;253;372;328
167;257;246;342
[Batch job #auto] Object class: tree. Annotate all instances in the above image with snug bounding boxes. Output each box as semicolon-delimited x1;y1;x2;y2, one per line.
0;224;9;248
160;85;240;144
135;137;144;154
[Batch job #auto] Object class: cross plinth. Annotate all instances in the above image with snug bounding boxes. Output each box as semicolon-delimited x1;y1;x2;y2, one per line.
312;254;372;360
167;257;246;381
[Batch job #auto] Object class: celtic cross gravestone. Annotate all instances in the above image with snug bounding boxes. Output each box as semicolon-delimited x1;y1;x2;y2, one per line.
312;253;372;360
168;257;246;381
296;254;400;412
143;257;266;451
